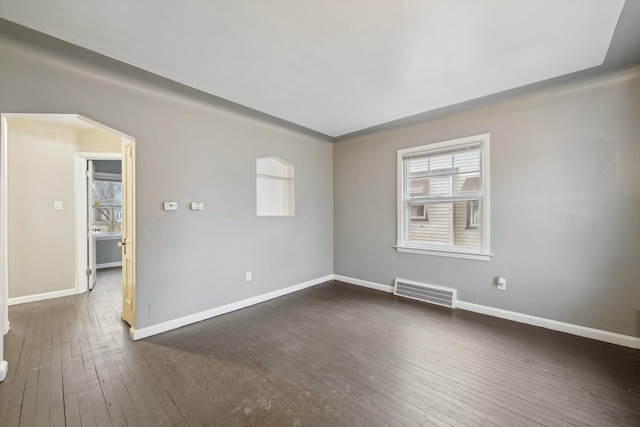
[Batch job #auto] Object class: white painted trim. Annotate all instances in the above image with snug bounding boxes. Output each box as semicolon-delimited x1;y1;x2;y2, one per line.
333;275;640;349
333;275;395;293
130;274;334;340
1;116;9;340
395;246;492;261
97;262;122;270
74;156;90;295
8;288;76;306
0;360;7;383
456;301;640;349
75;152;124;159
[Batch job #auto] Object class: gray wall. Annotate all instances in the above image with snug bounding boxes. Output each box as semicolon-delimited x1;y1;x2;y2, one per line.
0;24;333;329
334;68;640;337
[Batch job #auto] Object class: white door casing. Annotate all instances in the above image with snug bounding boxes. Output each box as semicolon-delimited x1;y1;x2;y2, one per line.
87;160;97;290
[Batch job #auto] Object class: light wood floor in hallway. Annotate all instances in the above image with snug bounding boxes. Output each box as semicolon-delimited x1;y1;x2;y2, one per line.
1;268;639;426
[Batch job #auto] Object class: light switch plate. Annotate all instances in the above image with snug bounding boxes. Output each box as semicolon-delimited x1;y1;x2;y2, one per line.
190;201;204;211
54;201;63;210
163;201;178;211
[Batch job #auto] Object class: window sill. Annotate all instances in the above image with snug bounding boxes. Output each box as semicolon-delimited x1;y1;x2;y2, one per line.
395;245;492;261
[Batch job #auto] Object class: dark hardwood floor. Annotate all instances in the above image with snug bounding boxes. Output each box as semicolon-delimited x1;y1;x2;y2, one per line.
0;269;639;426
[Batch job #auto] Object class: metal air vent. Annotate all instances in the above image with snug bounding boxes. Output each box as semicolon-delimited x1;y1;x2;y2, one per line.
394;279;457;308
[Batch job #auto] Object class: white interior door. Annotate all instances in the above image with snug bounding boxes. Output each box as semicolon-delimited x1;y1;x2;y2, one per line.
120;139;135;327
87;160;97;290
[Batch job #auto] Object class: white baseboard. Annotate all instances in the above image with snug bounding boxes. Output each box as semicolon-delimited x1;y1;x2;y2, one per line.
130;274;334;340
333;275;395;293
456;301;640;349
0;360;7;382
333;275;640;349
8;288;77;306
97;262;122;269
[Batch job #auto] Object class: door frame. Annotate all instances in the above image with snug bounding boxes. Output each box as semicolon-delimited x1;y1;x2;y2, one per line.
74;152;122;295
0;114;137;344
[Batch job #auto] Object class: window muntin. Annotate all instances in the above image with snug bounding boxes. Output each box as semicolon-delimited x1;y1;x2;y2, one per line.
397;134;490;260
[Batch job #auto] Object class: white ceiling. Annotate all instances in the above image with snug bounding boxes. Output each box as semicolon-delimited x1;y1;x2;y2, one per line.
0;1;626;137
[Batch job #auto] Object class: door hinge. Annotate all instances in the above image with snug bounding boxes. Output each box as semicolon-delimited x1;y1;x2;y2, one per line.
86;268;93;276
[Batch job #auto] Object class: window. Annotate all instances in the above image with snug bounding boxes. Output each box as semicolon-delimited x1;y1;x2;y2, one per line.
256;157;295;216
397;134;490;261
93;173;122;233
410;204;428;220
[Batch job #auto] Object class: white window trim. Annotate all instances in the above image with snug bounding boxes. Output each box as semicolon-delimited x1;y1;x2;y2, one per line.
396;133;492;261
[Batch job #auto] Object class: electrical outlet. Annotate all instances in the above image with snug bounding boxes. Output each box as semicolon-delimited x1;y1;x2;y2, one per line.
496;276;507;291
245;271;252;282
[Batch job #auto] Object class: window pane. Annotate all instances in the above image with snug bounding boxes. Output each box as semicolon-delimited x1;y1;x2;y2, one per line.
455;173;480;196
408;201;479;248
410;204;428;220
407;157;429;176
429;153;452;173
428;174;451;197
407;177;428;197
455;202;479;247
465;200;480;229
93;180;122;205
453;149;480;173
94;206;122;233
409;202;452;244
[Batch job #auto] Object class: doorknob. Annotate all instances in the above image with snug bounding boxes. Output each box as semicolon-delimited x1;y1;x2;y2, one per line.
118;239;127;255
